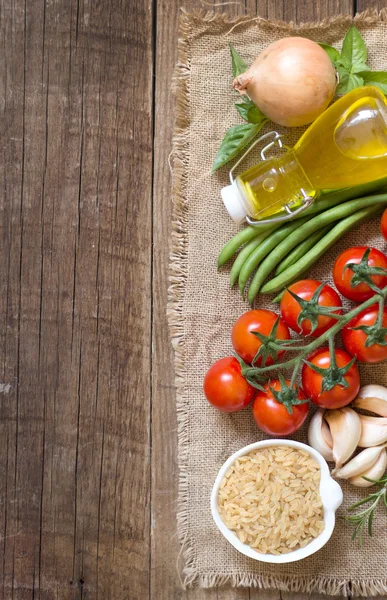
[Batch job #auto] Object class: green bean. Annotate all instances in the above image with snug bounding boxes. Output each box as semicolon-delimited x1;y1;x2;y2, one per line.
218;226;264;268
218;189;350;268
218;179;387;268
272;290;285;304
238;217;310;296
229;229;274;287
247;192;387;303
302;179;387;218
259;205;383;295
275;225;332;275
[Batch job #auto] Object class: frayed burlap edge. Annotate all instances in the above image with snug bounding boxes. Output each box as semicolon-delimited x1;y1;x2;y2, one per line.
167;8;387;595
201;574;387;596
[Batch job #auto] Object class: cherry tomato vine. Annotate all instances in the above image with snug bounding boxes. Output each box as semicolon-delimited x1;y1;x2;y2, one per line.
240;283;387;404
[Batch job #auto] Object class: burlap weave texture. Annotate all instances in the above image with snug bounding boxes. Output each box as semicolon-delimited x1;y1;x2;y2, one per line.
168;9;387;595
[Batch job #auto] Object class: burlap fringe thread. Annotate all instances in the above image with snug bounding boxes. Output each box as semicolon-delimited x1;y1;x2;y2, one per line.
167;8;387;595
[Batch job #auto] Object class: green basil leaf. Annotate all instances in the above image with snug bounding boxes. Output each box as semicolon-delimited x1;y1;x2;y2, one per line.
335;65;350;94
229;43;248;78
336;66;363;95
336;56;352;70
212;122;265;173
351;63;370;74
359;70;387;93
341;25;367;69
235;100;267;124
235;103;251;121
242;94;253;104
317;43;340;64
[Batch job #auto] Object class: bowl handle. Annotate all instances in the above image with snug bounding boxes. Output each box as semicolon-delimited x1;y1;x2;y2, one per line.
322;478;343;512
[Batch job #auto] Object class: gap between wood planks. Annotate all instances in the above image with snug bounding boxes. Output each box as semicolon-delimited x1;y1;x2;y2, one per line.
148;0;387;599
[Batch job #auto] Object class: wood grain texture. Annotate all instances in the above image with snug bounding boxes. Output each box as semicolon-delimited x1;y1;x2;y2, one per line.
357;0;387;11
254;0;354;21
150;0;182;596
151;0;258;598
2;0;387;598
249;590;281;599
0;0;153;598
150;1;360;600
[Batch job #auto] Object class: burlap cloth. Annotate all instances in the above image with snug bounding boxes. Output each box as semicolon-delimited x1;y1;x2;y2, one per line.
168;9;387;596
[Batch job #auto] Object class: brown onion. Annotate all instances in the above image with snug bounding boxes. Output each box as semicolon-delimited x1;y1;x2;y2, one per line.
233;37;337;127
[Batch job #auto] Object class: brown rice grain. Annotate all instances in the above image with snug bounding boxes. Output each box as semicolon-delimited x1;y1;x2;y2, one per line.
217;446;324;555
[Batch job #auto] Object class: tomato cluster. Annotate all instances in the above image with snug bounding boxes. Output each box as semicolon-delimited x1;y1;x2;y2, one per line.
332;246;387;363
204;242;387;437
204;308;309;435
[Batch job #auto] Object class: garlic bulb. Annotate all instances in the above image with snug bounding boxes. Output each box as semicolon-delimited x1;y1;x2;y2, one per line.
348;448;387;487
353;385;387;417
308;409;334;461
325;408;361;468
358;415;387;448
312;392;387;486
334;445;386;479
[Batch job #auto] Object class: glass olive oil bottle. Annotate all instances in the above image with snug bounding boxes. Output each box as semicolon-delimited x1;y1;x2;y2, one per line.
222;86;387;224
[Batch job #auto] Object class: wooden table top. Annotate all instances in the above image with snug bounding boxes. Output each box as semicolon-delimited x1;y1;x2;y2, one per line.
0;0;386;598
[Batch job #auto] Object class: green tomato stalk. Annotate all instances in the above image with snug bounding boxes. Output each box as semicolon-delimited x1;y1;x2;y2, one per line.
241;284;387;393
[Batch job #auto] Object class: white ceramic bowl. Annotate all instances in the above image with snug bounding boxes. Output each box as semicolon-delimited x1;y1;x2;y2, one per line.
211;439;343;564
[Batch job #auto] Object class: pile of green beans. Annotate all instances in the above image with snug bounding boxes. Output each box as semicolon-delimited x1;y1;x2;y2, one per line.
218;179;387;305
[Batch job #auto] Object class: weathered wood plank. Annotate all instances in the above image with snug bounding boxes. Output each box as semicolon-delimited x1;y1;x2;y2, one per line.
255;0;353;21
150;0;182;595
282;594;339;600
151;0;252;594
250;591;281;600
357;0;387;11
150;1;357;600
219;589;250;599
4;0;387;599
0;0;153;598
0;0;47;596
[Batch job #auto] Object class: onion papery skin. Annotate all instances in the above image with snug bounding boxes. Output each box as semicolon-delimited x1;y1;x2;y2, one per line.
233;37;337;127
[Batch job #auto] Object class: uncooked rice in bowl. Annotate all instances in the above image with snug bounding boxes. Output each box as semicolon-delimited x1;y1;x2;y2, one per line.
217;445;325;555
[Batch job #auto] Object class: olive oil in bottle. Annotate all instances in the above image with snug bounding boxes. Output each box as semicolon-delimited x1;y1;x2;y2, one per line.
222;86;387;224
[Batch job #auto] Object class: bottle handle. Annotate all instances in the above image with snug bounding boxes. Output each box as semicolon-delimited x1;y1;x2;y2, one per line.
229;131;285;184
228;130;314;227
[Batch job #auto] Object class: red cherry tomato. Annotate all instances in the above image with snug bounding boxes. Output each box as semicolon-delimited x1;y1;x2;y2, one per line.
203;357;256;412
280;279;342;337
231;309;290;365
381;208;387;242
301;347;360;409
252;379;309;436
342;304;387;364
333;246;387;302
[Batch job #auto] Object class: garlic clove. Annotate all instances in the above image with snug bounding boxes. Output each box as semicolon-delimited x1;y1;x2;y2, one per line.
354;385;387;417
321;419;333;448
348;448;387;487
358;415;387;447
308;409;334;461
334;445;386;479
357;384;387;401
359;415;387;424
325;408;361;468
